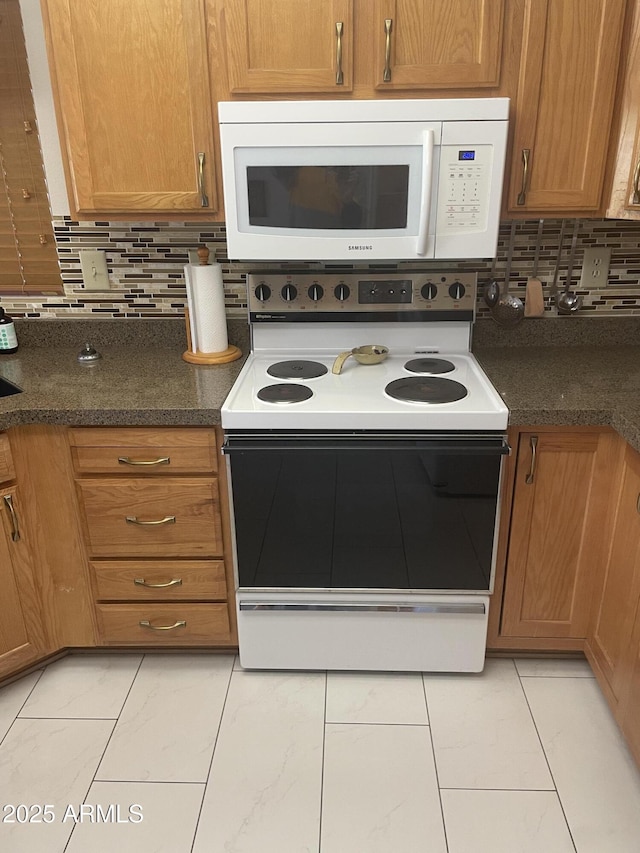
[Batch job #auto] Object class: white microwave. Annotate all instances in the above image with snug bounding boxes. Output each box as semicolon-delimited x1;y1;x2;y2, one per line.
218;98;509;262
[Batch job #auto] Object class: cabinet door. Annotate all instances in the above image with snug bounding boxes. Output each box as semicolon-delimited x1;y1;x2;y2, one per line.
0;488;47;678
588;443;640;702
501;430;617;639
43;0;219;216
221;0;354;93
372;0;504;90
619;611;640;765
507;0;626;214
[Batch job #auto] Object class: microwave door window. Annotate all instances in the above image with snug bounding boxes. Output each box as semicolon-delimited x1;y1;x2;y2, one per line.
246;165;409;230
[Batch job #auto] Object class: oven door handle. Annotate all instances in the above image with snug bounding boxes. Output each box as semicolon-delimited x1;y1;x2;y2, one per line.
239;601;486;615
223;438;510;455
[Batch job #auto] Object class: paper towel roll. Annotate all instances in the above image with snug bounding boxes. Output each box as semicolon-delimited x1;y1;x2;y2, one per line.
185;262;228;354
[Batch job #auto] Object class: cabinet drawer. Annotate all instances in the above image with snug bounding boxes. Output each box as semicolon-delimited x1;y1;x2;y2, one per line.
0;434;15;483
91;560;227;601
77;478;223;557
96;603;232;645
69;427;218;475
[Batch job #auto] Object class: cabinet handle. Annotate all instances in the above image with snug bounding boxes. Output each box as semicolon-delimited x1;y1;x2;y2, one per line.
632;156;640;205
517;148;530;205
335;22;344;85
636;493;640;514
139;620;186;631
197;152;209;208
118;456;170;466
383;18;392;82
125;515;176;526
525;435;538;485
2;494;20;541
134;577;183;589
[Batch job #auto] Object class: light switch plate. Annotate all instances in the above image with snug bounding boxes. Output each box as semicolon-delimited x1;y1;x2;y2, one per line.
579;247;611;288
79;250;109;291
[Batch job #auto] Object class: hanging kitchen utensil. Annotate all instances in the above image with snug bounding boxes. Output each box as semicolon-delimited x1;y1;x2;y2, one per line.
331;344;390;374
550;219;567;309
483;250;500;308
557;219;582;314
492;221;524;326
524;219;545;317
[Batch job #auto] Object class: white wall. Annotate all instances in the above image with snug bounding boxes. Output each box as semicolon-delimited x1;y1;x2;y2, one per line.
19;0;70;216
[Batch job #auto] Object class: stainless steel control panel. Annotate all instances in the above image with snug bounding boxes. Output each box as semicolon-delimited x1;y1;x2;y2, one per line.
247;272;477;321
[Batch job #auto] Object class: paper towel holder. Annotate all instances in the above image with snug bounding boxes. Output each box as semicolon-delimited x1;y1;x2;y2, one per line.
182;245;242;365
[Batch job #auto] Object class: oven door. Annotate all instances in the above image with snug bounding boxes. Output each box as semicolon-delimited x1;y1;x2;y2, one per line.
224;432;508;672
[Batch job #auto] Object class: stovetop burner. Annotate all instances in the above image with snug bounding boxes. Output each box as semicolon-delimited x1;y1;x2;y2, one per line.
404;358;455;374
267;360;328;380
257;383;314;404
385;376;468;404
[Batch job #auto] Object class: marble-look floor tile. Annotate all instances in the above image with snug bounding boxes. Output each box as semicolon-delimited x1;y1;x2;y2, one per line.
97;654;233;783
0;718;114;853
321;723;446;853
0;672;41;742
65;780;204;853
515;657;594;678
326;671;428;724
20;654;142;719
442;789;575;853
424;658;553;789
523;676;640;853
193;670;325;853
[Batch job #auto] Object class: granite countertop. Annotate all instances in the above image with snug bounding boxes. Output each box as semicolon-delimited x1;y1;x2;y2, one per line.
1;317;639;452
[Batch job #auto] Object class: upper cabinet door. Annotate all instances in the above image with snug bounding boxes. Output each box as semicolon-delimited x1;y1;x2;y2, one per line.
372;0;504;90
43;0;219;216
221;0;354;93
507;0;626;214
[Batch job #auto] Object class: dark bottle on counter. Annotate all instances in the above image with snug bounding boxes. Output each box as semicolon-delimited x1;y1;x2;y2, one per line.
0;307;18;353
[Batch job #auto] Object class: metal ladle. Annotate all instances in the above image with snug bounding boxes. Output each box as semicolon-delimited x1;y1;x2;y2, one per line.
491;220;524;326
483;253;500;308
557;219;582;314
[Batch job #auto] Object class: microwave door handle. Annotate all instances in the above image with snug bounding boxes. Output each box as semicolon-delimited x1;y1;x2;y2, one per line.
416;129;434;256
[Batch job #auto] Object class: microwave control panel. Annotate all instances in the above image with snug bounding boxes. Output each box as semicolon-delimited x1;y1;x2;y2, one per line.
248;271;477;322
437;144;492;233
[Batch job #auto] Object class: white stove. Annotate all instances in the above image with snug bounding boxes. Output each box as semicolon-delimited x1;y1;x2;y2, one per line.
221;271;509;673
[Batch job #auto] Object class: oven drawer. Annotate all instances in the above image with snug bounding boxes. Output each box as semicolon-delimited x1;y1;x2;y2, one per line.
77;478;223;557
96;603;232;645
90;560;227;601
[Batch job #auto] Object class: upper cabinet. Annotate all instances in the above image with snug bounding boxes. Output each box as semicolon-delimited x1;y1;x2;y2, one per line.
42;0;220;218
606;0;640;219
506;0;627;215
215;0;505;96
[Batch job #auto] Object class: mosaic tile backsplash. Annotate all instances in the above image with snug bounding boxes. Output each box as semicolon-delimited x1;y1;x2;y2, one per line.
1;217;640;319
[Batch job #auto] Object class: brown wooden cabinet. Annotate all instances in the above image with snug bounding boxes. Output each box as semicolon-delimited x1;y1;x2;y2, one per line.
506;0;627;215
69;426;237;647
0;436;48;679
489;427;620;650
216;0;505;96
619;609;640;766
42;0;220;218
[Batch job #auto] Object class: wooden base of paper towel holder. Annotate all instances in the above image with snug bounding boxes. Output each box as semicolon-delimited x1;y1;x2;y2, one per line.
182;345;242;365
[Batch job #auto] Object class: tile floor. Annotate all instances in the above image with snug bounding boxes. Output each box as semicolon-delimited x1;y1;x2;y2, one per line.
0;653;639;852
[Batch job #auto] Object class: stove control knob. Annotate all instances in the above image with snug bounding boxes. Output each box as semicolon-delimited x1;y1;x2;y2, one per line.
421;282;438;301
281;284;298;302
308;283;324;302
448;281;466;300
254;283;271;302
334;283;351;301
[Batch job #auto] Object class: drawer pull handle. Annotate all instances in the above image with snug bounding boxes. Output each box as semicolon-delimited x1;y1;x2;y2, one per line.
2;494;21;541
126;515;176;526
335;21;344;85
637;493;640;514
118;456;170;466
525;435;538;484
134;577;183;588
198;152;209;208
517;148;530;205
139;620;186;631
383;18;392;82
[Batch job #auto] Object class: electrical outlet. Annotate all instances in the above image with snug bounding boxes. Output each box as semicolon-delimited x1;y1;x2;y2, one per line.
579;247;611;288
79;250;109;291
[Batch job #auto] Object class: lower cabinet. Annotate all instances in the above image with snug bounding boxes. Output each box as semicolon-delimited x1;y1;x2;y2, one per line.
69;427;237;647
489;427;620;650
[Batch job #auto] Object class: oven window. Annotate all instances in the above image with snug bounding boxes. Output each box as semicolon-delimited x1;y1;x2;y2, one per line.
229;444;500;591
247;165;409;229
